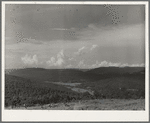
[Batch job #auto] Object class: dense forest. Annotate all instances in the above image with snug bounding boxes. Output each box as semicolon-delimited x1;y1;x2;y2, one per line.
5;75;93;107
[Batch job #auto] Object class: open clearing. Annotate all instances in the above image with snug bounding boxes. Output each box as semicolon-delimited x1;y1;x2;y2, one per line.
6;99;145;110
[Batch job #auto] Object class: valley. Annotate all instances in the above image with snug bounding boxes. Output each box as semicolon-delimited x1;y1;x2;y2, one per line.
5;67;145;110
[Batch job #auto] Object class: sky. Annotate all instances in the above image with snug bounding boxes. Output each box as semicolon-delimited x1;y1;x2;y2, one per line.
5;4;145;69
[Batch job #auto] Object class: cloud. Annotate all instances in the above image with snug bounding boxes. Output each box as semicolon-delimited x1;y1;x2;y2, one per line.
51;28;69;31
77;60;122;68
57;49;64;58
90;61;145;68
65;64;73;68
79;23;144;47
46;57;56;66
121;63;145;67
46;50;65;67
74;46;86;55
73;45;98;58
90;44;98;50
56;57;64;66
69;57;74;61
90;61;116;68
131;63;145;67
88;24;98;30
21;54;38;65
77;60;86;68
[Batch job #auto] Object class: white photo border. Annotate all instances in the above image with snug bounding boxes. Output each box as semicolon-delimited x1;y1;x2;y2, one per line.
1;1;149;122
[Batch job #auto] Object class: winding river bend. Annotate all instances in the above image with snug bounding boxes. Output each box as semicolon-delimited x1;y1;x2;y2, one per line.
45;81;94;95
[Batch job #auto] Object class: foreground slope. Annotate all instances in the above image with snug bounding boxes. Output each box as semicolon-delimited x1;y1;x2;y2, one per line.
6;99;145;110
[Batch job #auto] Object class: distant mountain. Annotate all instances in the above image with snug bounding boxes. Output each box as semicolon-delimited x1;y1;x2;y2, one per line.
87;67;145;75
5;67;145;83
5;68;101;82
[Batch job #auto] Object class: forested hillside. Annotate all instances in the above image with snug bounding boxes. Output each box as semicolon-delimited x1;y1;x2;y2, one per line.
5;67;145;108
5;75;92;107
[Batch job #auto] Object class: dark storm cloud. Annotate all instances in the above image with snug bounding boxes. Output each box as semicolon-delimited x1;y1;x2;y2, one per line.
6;4;145;42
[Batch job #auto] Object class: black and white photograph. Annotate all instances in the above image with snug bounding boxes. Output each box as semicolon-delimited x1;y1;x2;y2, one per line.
2;1;149;122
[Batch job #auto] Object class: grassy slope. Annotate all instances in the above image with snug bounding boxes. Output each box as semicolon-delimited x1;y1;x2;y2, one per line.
6;99;145;110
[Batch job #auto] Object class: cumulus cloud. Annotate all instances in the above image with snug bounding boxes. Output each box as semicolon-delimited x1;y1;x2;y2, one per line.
74;45;98;57
122;63;145;67
77;60;86;68
65;64;73;68
57;49;64;58
90;44;98;50
90;61;117;68
51;28;69;31
134;63;145;67
21;54;38;65
56;57;64;66
120;63;130;67
46;57;56;66
90;61;145;68
69;57;74;61
74;46;86;55
46;50;65;67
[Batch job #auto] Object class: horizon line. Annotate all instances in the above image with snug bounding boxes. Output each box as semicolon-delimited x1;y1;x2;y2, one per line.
5;66;145;70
